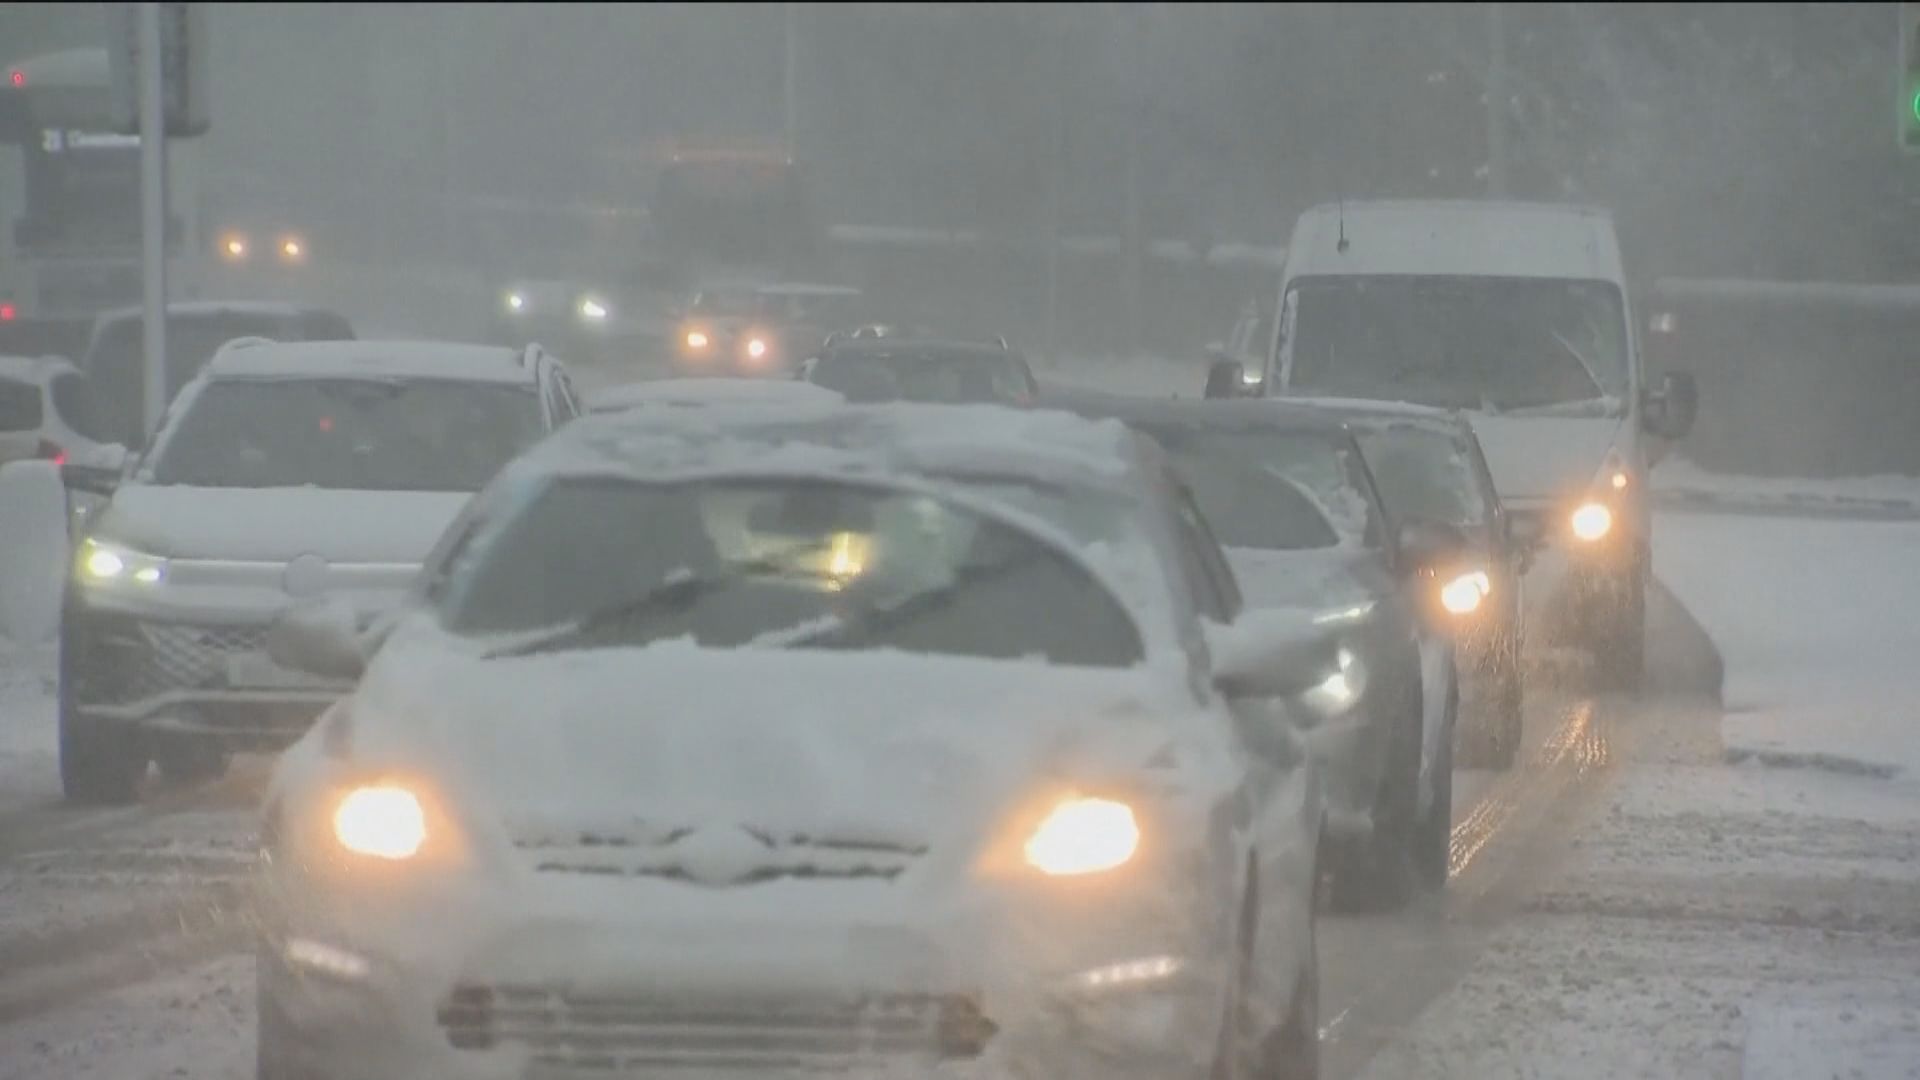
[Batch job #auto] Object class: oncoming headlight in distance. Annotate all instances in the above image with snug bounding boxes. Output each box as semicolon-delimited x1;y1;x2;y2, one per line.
217;231;249;263
278;234;307;264
1440;570;1492;616
1570;501;1613;543
76;537;168;586
684;328;710;350
578;296;610;322
504;291;527;315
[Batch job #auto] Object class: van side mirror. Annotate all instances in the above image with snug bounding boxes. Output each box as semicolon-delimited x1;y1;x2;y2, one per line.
1644;372;1698;440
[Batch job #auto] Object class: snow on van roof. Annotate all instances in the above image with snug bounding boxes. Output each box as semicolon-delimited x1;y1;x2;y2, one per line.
537;402;1141;492
201;340;537;385
1287;199;1623;282
92;300;331;325
588;377;844;413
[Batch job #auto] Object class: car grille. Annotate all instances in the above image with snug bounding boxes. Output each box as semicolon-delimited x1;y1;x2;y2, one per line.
79;618;268;703
438;984;994;1070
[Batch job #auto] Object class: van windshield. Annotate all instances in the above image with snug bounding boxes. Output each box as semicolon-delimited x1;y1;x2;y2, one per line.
1285;276;1629;414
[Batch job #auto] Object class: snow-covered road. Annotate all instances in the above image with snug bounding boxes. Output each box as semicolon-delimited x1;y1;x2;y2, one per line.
1;440;1916;1077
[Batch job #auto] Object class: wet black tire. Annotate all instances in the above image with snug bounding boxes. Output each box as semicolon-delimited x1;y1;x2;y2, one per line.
1330;715;1419;913
57;642;144;805
1593;564;1647;696
1414;683;1457;890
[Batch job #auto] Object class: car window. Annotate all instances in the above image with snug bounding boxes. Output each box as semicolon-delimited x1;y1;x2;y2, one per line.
1140;423;1380;549
1170;483;1242;621
47;372;105;441
1355;425;1489;532
0;378;44;432
299;310;357;341
146;377;545;492
439;476;1147;669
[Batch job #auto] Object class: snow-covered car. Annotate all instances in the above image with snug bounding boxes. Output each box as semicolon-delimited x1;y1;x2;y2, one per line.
253;402;1333;1080
1297;398;1526;770
0;353;108;467
1059;393;1462;911
585;375;844;415
799;338;1040;407
55;339;584;804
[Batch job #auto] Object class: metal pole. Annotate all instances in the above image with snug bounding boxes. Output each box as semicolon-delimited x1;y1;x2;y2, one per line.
783;2;798;160
1042;18;1065;367
1486;1;1508;199
138;1;169;440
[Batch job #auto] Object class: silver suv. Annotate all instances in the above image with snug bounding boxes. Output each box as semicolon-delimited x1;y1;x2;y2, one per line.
56;338;582;803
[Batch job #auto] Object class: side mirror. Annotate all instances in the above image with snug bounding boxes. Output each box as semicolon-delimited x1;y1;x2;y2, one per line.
1644;371;1699;441
1204;359;1247;400
266;598;368;682
1397;517;1471;576
1204;609;1342;700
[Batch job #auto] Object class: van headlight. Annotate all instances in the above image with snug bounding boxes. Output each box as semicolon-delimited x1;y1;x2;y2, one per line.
578;296;610;322
1570;502;1614;543
76;537;168;586
1024;797;1139;876
333;785;427;861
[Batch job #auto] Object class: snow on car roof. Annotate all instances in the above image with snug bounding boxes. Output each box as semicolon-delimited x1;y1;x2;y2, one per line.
1050;392;1355;437
588;378;845;413
91;300;332;325
201;340;538;385
0;354;79;382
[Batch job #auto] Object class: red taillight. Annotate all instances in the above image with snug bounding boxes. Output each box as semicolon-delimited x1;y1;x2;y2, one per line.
0;302;16;322
36;439;65;465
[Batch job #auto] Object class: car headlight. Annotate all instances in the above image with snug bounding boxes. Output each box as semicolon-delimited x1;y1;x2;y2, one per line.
1441;570;1492;616
504;291;527;314
1300;646;1366;716
1570;501;1613;542
745;335;770;360
278;234;307;263
578;296;609;322
218;232;249;262
333;785;427;861
76;536;168;586
684;328;710;349
1239;367;1262;385
1024;796;1139;876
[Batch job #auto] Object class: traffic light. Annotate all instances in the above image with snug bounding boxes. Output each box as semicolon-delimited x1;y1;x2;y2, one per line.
1902;2;1920;152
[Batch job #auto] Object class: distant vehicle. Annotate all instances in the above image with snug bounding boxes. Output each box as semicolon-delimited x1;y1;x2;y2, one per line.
254;402;1331;1080
1058;391;1463;911
586;376;844;414
1202;297;1274;397
669;281;865;376
799;337;1039;407
79;301;357;450
1240;200;1699;691
54;339;581;804
1292;397;1526;770
0;354;107;468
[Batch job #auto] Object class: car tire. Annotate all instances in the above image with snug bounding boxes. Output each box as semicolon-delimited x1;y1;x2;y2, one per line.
257;951;327;1080
57;639;144;805
1414;681;1457;890
1592;560;1647;695
1330;711;1419;913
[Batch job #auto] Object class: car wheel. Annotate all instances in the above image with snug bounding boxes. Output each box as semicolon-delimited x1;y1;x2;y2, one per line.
1330;713;1419;913
1263;899;1321;1080
257;950;327;1080
57;639;145;805
153;737;232;786
1592;561;1647;695
1414;681;1457;890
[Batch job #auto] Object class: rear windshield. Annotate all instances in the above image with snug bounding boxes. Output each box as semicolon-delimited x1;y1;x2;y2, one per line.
0;378;43;432
148;377;543;492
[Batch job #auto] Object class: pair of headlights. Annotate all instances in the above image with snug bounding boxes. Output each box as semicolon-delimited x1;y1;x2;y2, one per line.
333;785;1141;877
682;327;771;362
76;537;166;586
501;292;611;323
218;231;306;264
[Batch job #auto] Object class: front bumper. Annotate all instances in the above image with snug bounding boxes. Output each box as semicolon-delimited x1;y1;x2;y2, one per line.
64;599;350;750
258;870;1229;1080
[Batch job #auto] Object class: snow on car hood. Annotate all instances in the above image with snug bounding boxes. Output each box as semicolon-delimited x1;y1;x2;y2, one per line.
95;485;471;562
1225;546;1380;613
1468;416;1623;501
355;638;1200;851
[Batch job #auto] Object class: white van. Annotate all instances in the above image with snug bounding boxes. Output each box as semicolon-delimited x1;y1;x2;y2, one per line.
1251;200;1698;691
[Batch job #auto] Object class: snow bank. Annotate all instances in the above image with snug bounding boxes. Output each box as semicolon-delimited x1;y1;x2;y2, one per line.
1740;995;1920;1080
1656;509;1920;784
1653;455;1920;518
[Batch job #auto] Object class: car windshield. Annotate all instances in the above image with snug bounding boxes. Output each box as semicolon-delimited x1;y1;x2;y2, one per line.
147;378;543;492
86;311;351;447
438;476;1144;668
1355;425;1488;532
1137;423;1380;548
1286;276;1629;413
810;349;1028;404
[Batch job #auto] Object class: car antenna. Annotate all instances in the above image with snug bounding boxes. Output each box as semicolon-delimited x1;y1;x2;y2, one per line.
1336;197;1350;254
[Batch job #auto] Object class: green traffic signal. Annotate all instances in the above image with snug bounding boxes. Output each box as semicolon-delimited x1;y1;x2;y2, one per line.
1912;86;1920;123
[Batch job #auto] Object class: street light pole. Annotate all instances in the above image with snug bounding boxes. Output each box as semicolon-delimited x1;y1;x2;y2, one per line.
138;1;169;440
1486;1;1509;199
783;2;798;160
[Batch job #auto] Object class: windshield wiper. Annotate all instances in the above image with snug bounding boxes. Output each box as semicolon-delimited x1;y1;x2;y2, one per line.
483;556;795;660
777;547;1050;652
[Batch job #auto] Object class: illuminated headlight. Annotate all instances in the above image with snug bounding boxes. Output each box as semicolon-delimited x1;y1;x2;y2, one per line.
218;232;249;262
1239;367;1262;385
1024;797;1139;876
278;235;307;263
745;336;769;360
1441;570;1492;616
1570;502;1614;543
504;291;526;314
333;785;427;861
578;296;609;322
684;329;710;349
76;537;168;586
1300;647;1366;716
